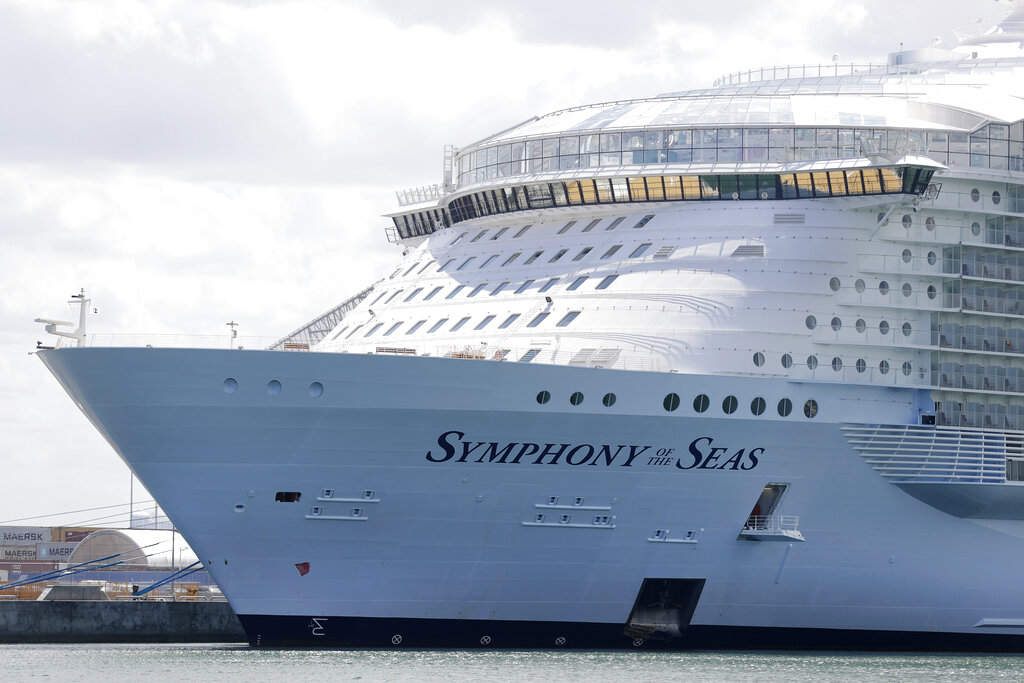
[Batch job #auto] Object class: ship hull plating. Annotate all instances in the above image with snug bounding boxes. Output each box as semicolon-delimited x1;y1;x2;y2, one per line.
37;348;1024;650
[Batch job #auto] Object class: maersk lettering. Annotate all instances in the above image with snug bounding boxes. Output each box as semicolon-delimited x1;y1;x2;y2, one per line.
427;431;762;471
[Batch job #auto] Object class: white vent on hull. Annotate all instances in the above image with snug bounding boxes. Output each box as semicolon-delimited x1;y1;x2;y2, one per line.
731;244;765;257
774;213;806;224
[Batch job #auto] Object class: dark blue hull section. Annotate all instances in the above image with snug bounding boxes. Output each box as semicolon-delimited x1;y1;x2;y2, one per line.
238;615;1024;652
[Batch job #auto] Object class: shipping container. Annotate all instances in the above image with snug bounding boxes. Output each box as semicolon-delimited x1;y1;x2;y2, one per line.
0;526;52;546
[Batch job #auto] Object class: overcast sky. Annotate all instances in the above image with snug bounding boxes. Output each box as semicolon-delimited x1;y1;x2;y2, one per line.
0;0;1004;528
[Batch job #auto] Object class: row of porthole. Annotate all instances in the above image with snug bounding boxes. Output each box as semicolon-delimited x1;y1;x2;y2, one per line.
828;277;937;299
777;353;912;376
537;390;818;418
804;316;913;335
223;378;325;398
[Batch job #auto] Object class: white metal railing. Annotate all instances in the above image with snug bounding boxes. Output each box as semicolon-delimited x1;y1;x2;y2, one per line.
75;334;285;350
712;63;921;88
742;515;800;532
395;185;445;206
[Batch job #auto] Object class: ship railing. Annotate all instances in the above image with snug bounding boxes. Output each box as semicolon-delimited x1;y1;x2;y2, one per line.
395;184;445;206
76;334;284;350
711;63;922;87
742;515;799;533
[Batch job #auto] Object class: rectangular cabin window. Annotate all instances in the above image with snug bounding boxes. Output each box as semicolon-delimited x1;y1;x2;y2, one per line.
450;232;467;245
329;326;349;341
457;257;476;271
549;249;569;263
539;278;559;293
474;315;496;330
527;312;550;327
491;227;509;240
567;276;588;291
515;279;535;293
596;275;618;290
470;230;488;242
417;260;436;274
424;286;443;301
403;262;420;276
383;322;402;336
451;316;471;332
345;324;363;338
468;283;488;297
558;220;577;234
275;492;302;502
404;288;423;302
582;219;601;232
428;318;448;333
633;214;655;229
573;247;593;261
499;314;520;329
364;323;384;337
385;290;404;303
491;282;510;295
406;320;426;335
514;225;532;238
446;285;466;299
524;251;543;264
480;254;499;268
630;243;652;258
503;252;521;266
370;290;388;305
438;258;456;272
556;311;581;327
601;244;622;259
605;216;626;230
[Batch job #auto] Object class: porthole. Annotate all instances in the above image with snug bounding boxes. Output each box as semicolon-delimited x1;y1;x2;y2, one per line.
602;393;616;407
901;249;912;263
902;283;912;297
692;394;709;413
722;395;738;414
879;281;890;295
971;221;982;236
778;398;793;417
664;393;681;412
926;216;936;231
222;377;238;394
781;354;793;369
752;352;765;367
879;360;890;375
831;357;843;372
901;214;912;229
927;285;937;299
830;317;842;332
807;355;818;370
856;358;866;373
308;381;324;398
266;379;282;395
805;315;817;330
993;190;1001;205
877;212;886;223
855;319;866;333
927;251;937;266
750;397;766;416
902;361;913;376
902;322;912;337
879;320;890;335
829;277;841;292
971;188;980;202
569;391;584;406
855;279;866;294
804;399;819;419
536;390;551;405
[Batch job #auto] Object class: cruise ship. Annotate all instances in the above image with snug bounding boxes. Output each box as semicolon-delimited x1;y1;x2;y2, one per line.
34;8;1024;650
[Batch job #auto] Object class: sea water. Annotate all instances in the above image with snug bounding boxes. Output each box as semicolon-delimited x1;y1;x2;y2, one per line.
3;645;1024;682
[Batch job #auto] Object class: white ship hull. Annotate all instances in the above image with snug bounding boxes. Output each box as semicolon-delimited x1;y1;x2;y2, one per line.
38;347;1024;649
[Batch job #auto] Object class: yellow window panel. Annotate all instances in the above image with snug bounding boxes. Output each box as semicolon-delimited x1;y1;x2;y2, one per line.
645;176;665;200
663;176;683;200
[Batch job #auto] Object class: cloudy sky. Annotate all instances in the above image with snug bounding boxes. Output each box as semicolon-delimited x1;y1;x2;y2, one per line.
0;0;1003;529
